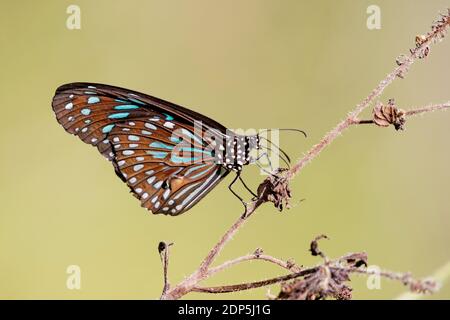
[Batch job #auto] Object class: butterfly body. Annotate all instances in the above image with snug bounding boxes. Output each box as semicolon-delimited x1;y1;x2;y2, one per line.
52;83;261;216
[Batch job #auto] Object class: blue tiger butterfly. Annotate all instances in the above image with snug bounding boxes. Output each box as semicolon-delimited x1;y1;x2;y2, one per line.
52;83;279;216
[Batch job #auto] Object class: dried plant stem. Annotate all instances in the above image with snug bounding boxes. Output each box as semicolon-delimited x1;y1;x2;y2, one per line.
287;12;449;180
198;203;258;274
405;101;450;117
396;261;450;300
287;70;403;179
207;252;301;277
159;9;450;300
158;242;172;296
193;268;318;294
352;101;450;125
161;199;267;300
192;265;436;295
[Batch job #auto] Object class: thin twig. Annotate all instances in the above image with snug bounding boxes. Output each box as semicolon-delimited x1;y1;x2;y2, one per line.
396;261;450;300
198;203;257;274
405;101;450;117
286;13;450;180
193;268;318;294
193;265;436;296
207;252;302;277
158;241;172;297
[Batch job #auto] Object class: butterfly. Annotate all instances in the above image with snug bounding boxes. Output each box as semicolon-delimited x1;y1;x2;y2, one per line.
51;83;275;216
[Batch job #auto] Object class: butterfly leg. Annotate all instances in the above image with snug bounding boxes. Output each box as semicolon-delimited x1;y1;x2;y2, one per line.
256;152;274;172
228;172;248;213
228;172;243;202
238;175;257;199
253;152;278;177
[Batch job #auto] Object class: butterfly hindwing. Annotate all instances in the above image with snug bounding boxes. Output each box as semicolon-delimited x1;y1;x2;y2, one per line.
108;120;228;215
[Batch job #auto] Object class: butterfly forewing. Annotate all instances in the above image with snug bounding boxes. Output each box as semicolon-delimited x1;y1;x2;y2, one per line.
52;83;231;215
52;85;150;160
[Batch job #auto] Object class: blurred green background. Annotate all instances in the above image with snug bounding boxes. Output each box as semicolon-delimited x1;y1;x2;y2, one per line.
0;0;449;300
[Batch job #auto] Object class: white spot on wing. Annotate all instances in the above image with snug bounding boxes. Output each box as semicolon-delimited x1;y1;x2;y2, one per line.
154;181;163;189
163;122;175;129
128;135;139;141
145;123;157;130
163;189;170;200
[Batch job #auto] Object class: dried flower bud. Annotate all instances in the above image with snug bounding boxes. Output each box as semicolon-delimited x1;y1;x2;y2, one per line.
275;236;438;300
310;234;329;258
277;265;353;300
257;168;291;211
373;99;406;130
339;252;368;268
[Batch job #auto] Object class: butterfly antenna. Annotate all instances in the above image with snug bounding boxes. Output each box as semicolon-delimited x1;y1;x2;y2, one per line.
259;128;307;138
260;136;292;164
260;145;291;168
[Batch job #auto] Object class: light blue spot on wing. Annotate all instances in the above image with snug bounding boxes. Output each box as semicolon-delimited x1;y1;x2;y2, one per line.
114;105;139;110
180;147;212;156
108;112;130;119
81;108;91;115
171;155;199;164
102;124;115;133
129;98;145;105
163;113;174;121
150;142;174;150
87;97;100;104
170;136;182;143
147;151;168;159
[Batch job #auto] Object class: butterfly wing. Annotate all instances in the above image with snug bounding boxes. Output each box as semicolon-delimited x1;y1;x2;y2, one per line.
52;83;230;215
108;120;229;215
